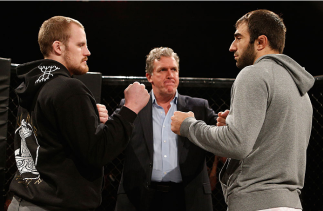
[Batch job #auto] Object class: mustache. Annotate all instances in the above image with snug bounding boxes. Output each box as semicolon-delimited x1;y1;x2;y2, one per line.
164;79;176;83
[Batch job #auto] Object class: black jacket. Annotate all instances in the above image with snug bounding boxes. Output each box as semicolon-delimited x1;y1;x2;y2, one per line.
115;93;218;211
10;59;136;210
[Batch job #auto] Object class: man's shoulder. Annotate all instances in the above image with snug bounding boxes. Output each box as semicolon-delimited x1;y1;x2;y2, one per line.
179;94;207;103
41;75;91;100
47;75;86;89
178;94;207;107
237;61;274;82
243;56;279;73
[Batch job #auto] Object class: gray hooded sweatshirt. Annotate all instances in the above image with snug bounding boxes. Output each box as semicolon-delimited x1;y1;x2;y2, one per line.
180;54;315;211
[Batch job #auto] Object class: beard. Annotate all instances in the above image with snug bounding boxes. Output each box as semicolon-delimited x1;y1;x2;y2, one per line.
236;43;256;69
64;51;89;75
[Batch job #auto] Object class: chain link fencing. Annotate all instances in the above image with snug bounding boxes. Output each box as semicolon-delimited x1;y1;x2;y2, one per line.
4;67;323;210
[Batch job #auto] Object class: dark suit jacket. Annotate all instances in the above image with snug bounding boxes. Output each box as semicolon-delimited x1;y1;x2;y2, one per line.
115;93;218;211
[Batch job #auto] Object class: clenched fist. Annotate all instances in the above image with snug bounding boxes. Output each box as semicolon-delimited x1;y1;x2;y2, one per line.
171;111;195;135
217;109;229;126
97;104;109;123
124;82;150;114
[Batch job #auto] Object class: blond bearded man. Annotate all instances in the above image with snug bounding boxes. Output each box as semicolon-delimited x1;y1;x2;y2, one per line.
8;16;149;211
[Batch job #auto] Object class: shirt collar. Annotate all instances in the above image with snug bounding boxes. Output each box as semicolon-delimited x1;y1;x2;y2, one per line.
152;89;178;105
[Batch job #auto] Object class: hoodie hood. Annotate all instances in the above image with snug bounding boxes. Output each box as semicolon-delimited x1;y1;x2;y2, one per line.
15;59;70;110
255;54;315;96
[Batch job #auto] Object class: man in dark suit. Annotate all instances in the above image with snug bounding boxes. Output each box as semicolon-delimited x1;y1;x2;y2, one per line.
114;47;218;211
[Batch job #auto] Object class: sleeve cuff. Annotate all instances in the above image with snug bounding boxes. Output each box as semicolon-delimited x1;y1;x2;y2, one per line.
180;117;196;137
117;106;137;123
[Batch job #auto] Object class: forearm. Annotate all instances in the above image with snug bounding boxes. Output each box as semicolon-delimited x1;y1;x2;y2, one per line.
180;117;252;159
59;96;136;167
94;106;136;164
180;68;270;159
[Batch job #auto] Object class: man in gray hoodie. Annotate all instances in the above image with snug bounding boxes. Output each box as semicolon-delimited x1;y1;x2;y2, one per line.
171;9;314;211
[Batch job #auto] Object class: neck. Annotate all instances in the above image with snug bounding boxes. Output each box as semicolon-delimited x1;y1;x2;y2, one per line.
254;49;280;64
45;55;63;65
153;91;176;114
45;55;71;75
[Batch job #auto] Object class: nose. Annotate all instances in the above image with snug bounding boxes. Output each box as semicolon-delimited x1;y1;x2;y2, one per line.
166;69;174;78
84;46;91;56
229;40;236;52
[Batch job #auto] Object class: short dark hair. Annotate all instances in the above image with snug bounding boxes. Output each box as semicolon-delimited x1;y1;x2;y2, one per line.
236;9;286;53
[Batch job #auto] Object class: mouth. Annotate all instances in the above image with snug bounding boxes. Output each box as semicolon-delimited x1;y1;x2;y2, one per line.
82;59;88;65
164;80;175;85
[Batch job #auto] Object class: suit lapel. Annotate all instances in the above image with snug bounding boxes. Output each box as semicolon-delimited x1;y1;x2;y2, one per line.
177;94;187;112
177;94;190;161
139;93;154;160
140;93;191;162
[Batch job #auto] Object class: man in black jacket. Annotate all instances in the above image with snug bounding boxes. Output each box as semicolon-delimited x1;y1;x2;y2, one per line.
8;16;149;211
115;47;218;211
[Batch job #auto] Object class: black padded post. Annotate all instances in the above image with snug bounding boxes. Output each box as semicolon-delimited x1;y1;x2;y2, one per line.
0;57;11;211
74;72;102;103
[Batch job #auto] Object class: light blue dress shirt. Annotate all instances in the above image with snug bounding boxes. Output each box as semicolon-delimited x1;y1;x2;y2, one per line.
150;90;182;182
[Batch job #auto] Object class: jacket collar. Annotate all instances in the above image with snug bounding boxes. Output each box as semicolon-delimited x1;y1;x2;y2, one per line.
139;91;187;160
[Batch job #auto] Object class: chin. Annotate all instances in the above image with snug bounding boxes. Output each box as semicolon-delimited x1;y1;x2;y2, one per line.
166;89;176;94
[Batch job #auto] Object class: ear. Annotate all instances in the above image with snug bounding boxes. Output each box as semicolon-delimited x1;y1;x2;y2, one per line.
146;73;153;84
52;41;65;55
255;35;268;51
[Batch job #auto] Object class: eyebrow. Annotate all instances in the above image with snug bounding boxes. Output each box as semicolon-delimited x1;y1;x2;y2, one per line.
77;41;87;45
234;33;242;38
157;66;178;71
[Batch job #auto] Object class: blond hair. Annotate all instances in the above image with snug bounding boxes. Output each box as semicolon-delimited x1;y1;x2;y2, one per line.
38;16;84;57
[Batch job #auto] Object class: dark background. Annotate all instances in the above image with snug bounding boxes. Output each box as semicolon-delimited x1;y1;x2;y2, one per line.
1;2;323;210
1;1;323;79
